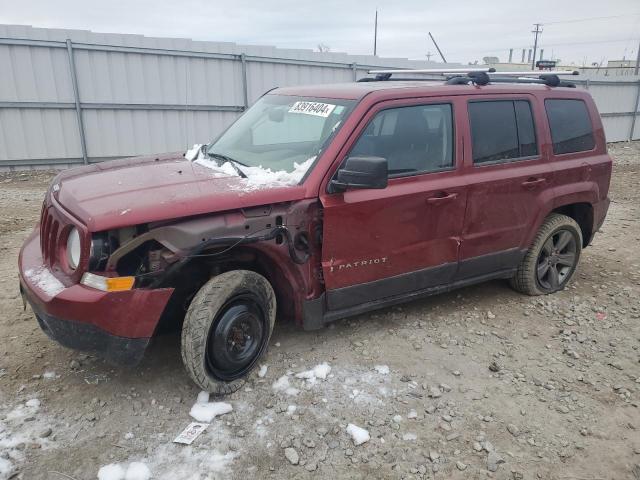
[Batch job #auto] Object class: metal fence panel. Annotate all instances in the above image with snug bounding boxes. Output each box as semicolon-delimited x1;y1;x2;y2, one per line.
0;24;639;170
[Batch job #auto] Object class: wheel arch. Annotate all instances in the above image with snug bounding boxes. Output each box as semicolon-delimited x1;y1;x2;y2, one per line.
154;244;304;333
551;202;594;247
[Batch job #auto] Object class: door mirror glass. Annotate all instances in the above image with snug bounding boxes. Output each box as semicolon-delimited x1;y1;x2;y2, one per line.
330;156;388;193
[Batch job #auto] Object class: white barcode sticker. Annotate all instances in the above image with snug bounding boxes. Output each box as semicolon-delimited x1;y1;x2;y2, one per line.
173;422;208;445
288;101;336;117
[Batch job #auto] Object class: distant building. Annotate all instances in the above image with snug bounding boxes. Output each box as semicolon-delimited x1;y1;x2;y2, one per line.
606;59;637;68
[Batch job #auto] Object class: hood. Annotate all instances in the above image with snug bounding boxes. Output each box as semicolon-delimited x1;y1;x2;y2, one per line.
53;153;308;232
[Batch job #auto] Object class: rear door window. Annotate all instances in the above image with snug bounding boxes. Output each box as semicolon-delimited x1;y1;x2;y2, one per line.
545;99;595;154
468;100;538;164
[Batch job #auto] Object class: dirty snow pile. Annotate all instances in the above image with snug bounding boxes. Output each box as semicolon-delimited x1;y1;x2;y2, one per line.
0;398;56;480
189;392;233;423
187;143;315;189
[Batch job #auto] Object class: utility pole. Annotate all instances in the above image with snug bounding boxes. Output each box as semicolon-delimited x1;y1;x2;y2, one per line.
373;10;378;56
426;51;433;62
531;23;543;70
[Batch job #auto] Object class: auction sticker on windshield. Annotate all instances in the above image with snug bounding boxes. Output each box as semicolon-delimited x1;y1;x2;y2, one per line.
288;101;336;117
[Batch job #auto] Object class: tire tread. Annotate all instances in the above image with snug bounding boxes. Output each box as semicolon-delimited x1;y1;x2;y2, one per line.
510;213;583;296
181;270;276;395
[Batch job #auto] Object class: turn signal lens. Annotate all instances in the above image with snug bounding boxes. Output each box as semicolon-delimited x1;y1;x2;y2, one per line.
81;273;135;292
106;276;135;291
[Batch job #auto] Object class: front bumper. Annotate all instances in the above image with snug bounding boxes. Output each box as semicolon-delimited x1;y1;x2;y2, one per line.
19;228;174;365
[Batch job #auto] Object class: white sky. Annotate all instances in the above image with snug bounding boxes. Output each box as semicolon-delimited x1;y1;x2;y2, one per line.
1;0;639;65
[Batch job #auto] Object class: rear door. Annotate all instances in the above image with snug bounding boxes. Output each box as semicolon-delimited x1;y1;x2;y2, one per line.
457;95;555;279
319;97;468;311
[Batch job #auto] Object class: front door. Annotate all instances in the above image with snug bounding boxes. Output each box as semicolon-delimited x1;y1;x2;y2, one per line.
319;98;468;311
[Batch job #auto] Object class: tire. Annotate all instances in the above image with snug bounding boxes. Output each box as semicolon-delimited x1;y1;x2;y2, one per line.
181;270;276;395
510;214;583;296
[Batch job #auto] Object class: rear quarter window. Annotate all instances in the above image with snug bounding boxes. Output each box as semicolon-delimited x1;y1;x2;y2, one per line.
545;99;595;155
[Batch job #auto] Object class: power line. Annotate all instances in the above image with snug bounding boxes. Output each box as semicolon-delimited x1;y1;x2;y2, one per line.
444;37;640;58
543;13;640;25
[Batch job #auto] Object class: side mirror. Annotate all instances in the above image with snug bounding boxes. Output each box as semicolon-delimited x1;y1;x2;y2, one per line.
329;156;388;193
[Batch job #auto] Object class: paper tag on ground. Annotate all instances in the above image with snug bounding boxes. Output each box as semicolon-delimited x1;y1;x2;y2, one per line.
173;422;208;445
288;101;336;117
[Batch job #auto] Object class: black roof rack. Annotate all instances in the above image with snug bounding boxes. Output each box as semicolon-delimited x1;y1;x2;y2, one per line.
357;68;580;88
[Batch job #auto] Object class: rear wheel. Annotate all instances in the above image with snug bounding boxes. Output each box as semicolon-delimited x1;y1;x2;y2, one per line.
510;214;582;296
181;270;276;395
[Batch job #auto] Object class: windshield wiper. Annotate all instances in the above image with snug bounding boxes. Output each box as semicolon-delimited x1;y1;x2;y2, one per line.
205;152;248;178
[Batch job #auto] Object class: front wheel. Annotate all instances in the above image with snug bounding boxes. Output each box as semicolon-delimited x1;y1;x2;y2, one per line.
181;270;276;394
510;214;583;296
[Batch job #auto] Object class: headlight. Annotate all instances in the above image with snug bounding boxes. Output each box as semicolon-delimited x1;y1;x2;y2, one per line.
66;228;81;269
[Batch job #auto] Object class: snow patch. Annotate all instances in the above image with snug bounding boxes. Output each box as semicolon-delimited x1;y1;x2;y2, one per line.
373;365;390;375
97;462;151;480
23;266;64;297
43;371;56;380
184;144;204;161
125;462;152;480
346;424;370;446
190;144;315;190
97;463;125;480
295;363;331;383
257;365;268;378
271;375;300;396
140;443;236;478
189;401;232;423
196;391;210;404
402;432;418;441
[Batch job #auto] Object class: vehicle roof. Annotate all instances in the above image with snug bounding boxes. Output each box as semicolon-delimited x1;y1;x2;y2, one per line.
272;81;587;101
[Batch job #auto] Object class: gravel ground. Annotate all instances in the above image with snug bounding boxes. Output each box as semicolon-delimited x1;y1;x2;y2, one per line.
0;142;639;480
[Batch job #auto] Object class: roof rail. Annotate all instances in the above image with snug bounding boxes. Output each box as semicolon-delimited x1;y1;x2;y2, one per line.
368;68;496;75
357;68;580;87
447;70;579;87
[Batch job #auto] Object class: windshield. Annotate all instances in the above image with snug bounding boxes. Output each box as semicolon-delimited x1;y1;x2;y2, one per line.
205;95;354;179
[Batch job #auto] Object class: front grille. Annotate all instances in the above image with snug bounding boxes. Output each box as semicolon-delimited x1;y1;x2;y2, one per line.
39;202;65;267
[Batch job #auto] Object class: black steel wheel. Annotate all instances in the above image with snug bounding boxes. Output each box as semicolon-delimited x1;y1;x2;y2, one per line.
510;214;583;296
206;296;266;381
181;270;276;395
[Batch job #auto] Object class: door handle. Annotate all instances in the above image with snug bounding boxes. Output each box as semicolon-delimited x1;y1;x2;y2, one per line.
521;177;546;189
426;192;458;204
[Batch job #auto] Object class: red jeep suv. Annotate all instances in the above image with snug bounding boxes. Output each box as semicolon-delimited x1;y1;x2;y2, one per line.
19;71;612;394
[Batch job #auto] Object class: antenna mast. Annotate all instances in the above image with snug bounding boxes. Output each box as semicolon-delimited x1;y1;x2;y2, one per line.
428;32;447;63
